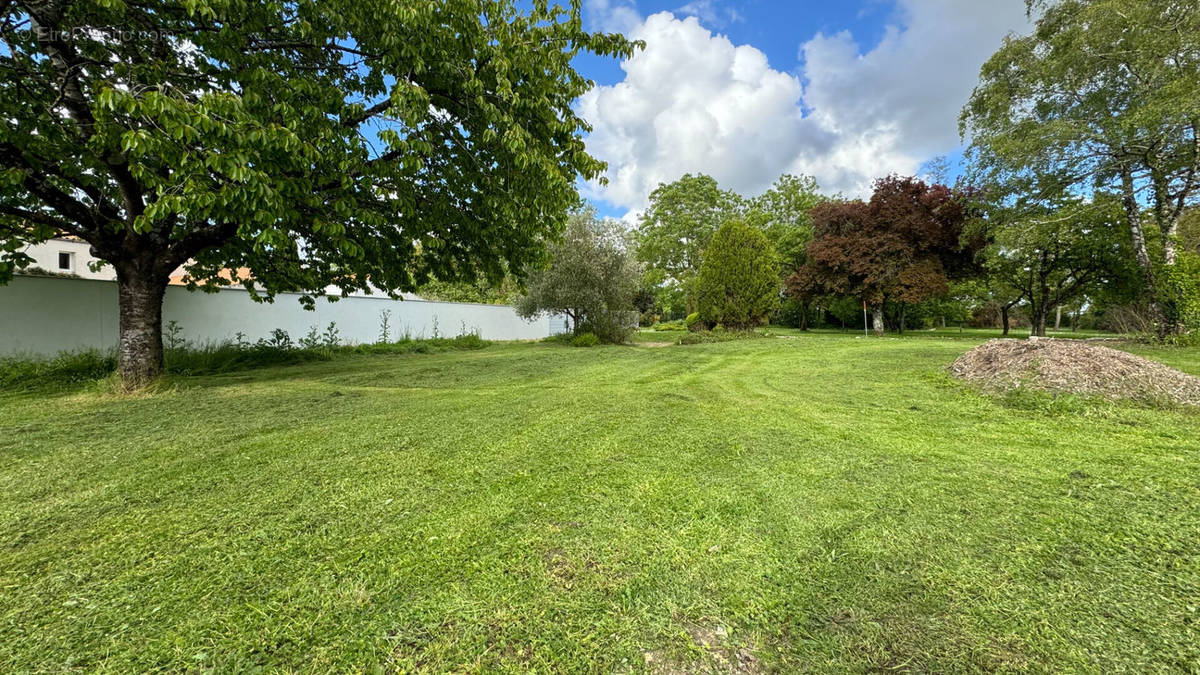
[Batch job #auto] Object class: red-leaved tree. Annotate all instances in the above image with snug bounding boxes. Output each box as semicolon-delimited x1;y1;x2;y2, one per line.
788;176;981;335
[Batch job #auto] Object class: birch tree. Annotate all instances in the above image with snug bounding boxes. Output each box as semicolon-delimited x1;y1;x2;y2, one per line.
961;0;1200;331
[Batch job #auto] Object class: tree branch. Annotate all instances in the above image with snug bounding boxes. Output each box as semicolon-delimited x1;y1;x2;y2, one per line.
20;0;146;222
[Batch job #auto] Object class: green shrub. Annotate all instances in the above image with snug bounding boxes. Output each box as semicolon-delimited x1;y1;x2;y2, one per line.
580;311;637;344
685;312;707;332
0;332;493;389
694;219;780;329
652;319;686;331
1162;251;1200;343
166;342;330;376
347;333;490;355
445;333;489;350
675;330;764;345
0;349;116;390
571;332;601;347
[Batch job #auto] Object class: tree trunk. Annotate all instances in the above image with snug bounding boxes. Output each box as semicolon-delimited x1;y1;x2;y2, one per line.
870;306;884;336
1164;234;1178;266
116;268;169;388
1054;305;1062;332
1001;304;1010;336
899;304;906;334
799;299;809;332
1120;166;1166;331
1029;302;1047;338
1154;169;1181;267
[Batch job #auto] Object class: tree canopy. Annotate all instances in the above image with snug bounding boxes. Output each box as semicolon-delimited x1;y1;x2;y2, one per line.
984;195;1136;336
746;174;824;275
961;0;1200;329
793;176;981;334
634;174;741;301
0;0;636;384
635;172;821;318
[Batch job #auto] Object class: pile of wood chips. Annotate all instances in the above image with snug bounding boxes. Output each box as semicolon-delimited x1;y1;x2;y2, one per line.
950;338;1200;406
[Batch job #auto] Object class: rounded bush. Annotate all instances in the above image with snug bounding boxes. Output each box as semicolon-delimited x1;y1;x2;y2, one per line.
571;332;601;347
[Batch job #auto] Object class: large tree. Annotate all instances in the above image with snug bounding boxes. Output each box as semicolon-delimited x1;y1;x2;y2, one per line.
0;0;635;385
986;196;1135;337
746;173;823;275
634;173;742;312
515;210;641;343
961;0;1200;330
794;176;981;335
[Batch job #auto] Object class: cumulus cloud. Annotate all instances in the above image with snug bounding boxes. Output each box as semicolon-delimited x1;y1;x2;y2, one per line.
578;0;1030;214
577;13;808;211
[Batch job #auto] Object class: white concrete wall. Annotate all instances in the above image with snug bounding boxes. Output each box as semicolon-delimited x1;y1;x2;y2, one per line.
0;275;563;357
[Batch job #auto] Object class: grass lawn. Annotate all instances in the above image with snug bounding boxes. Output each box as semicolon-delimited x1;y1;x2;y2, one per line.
1;334;1198;671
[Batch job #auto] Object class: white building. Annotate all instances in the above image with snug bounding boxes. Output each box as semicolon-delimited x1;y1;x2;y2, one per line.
17;238;423;299
19;238;117;281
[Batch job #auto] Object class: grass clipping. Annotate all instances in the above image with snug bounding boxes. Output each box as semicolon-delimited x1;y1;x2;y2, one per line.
951;338;1200;407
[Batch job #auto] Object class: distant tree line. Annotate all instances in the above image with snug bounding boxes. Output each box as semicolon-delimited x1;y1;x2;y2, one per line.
620;0;1200;341
440;0;1200;343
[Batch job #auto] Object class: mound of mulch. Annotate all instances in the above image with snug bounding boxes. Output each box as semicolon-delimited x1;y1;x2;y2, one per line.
950;338;1200;406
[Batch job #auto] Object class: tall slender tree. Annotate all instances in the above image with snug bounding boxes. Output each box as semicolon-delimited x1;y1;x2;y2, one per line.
694;219;779;330
962;0;1200;330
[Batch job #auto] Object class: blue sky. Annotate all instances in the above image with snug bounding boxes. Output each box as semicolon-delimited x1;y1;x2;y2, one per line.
568;0;1031;219
575;1;899;89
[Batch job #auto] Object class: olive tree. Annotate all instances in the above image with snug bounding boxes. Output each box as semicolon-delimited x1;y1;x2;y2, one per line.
0;0;636;386
515;211;641;343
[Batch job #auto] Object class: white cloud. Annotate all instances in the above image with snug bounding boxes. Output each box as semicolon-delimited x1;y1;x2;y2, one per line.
584;0;642;35
578;13;807;210
578;0;1030;214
